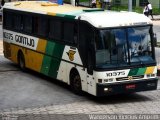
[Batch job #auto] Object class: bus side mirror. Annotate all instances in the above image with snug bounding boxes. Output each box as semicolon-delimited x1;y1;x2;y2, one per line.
153;33;157;47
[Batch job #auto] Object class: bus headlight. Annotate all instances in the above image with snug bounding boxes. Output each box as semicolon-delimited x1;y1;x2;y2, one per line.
147;74;156;78
108;78;113;82
104;79;108;82
104;78;113;83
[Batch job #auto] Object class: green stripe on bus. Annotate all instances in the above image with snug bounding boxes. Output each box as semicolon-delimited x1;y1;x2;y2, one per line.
136;67;147;75
64;15;76;19
41;41;65;78
128;68;139;76
45;41;55;56
51;43;65;57
48;58;60;78
56;14;65;17
128;67;147;76
40;55;52;76
48;43;65;78
56;14;76;19
65;10;83;16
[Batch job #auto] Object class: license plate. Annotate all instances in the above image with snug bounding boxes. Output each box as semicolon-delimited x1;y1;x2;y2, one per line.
126;84;136;89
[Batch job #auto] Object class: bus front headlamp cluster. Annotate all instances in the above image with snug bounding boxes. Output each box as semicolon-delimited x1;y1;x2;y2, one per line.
98;78;114;83
104;88;112;92
104;78;113;83
146;74;156;78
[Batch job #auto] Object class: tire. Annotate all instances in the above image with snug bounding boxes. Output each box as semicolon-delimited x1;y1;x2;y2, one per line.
18;52;26;71
70;72;82;95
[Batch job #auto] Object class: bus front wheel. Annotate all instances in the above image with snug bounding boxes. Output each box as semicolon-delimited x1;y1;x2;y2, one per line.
70;72;82;95
18;52;26;71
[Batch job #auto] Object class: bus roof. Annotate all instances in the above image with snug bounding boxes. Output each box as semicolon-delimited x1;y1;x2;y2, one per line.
3;1;152;28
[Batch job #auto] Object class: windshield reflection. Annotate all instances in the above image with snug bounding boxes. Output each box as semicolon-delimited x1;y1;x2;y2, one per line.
95;26;154;68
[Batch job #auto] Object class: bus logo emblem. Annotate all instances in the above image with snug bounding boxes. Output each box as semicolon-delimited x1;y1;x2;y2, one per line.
128;76;133;80
67;50;76;61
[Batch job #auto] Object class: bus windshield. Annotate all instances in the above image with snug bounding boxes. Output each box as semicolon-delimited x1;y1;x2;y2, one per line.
95;26;155;69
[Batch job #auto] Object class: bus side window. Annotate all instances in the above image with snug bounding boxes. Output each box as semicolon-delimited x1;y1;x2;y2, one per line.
13;14;23;31
48;19;62;40
37;17;48;37
74;22;78;44
3;11;13;29
63;21;74;44
23;15;33;33
33;16;38;35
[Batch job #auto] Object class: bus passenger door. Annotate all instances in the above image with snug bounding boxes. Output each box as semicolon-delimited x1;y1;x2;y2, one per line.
86;34;96;96
78;21;96;95
87;47;96;95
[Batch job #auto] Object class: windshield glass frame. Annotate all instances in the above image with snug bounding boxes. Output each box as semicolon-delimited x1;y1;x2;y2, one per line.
94;25;156;70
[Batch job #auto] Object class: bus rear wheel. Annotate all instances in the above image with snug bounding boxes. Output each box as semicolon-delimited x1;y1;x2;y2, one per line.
70;72;82;95
18;52;26;71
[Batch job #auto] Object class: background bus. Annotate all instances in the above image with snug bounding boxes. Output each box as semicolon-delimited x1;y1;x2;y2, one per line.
3;1;158;96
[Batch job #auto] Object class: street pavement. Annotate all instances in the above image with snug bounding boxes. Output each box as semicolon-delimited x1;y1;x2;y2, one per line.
0;17;160;120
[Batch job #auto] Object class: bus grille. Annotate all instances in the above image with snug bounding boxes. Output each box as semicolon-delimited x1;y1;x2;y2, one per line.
116;75;144;81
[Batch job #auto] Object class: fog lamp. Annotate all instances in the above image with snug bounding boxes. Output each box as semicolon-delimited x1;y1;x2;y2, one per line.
104;88;109;91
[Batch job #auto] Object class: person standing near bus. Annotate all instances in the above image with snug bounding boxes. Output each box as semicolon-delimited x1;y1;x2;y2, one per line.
147;2;154;19
91;0;96;8
0;0;5;9
102;0;110;10
75;0;79;6
143;3;149;16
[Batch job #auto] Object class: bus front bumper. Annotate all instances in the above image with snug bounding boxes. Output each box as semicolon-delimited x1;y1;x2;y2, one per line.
96;78;158;97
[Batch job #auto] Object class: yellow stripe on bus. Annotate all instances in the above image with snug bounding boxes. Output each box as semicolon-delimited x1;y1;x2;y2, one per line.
145;66;155;74
37;39;47;53
47;12;56;16
9;44;44;72
25;50;44;72
10;44;20;64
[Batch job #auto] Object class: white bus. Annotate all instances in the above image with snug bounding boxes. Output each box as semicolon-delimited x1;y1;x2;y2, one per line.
3;1;158;96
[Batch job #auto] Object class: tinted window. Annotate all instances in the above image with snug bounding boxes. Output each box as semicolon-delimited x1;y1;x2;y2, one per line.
13;14;22;31
37;17;48;37
49;19;62;40
63;22;74;43
4;11;13;29
23;15;32;33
